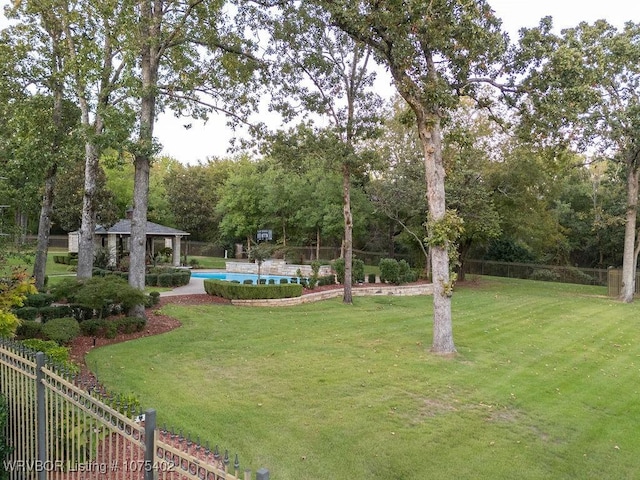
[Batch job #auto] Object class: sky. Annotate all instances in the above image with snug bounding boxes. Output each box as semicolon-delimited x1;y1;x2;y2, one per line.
1;0;638;164
156;0;640;164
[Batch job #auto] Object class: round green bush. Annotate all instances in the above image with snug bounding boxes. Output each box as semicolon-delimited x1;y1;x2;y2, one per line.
158;273;173;288
41;317;81;345
24;293;54;308
529;269;559;282
16;320;43;339
14;306;38;321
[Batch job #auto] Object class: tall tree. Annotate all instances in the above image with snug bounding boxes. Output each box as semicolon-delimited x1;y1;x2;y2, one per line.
56;0;134;279
309;0;507;353
0;11;84;289
269;3;383;303
513;19;640;302
5;0;137;278
126;0;263;317
217;157;266;252
163;158;233;242
367;101;430;267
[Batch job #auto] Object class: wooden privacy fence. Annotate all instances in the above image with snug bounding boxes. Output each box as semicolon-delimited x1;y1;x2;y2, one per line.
606;269;640;297
0;340;269;480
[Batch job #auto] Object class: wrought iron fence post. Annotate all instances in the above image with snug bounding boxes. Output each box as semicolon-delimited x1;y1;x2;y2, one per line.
35;352;46;480
144;409;157;480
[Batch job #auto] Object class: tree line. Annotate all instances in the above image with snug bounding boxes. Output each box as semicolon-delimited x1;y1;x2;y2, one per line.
1;0;639;354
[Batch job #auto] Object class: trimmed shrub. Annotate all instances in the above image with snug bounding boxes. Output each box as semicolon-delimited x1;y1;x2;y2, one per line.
69;304;95;322
378;258;416;284
353;259;365;283
158;273;173;287
556;267;597;285
318;275;335;286
92;268;109;277
94;247;111;270
116;316;146;334
82;317;145;338
368;273;376;284
24;293;54;308
333;258;346;284
379;258;400;284
41;317;80;345
529;269;559;282
204;280;303;300
49;278;83;302
398;260;417;283
38;305;73;323
72;276;146;319
149;291;161;305
146;268;190;287
20;339;74;368
13;306;38;321
145;273;159;286
80;319;108;337
333;258;365;284
177;271;191;286
308;261;321;290
16;321;43;339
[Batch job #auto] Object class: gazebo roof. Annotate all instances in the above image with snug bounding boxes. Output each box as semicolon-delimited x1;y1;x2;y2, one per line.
94;219;190;237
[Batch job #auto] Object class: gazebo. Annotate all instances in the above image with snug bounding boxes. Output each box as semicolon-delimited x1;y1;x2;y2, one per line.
68;219;190;268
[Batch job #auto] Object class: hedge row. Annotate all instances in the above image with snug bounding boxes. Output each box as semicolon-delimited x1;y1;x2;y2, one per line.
53;255;77;266
79;316;147;338
378;258;418;285
204;280;303;300
16;316;146;341
145;270;191;287
92;268;191;287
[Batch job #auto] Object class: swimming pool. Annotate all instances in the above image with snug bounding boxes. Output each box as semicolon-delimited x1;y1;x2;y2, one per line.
191;272;304;284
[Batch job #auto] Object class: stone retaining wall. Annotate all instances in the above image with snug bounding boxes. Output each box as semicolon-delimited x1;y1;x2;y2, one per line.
226;260;333;277
231;283;433;306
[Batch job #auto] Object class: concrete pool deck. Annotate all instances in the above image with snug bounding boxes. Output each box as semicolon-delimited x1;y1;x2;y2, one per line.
159;270;434;301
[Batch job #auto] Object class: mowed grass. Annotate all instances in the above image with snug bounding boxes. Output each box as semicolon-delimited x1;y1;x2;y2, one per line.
85;277;640;480
1;248;73;278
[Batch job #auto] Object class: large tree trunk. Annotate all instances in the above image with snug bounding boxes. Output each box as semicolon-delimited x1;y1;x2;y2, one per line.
342;165;353;304
416;113;456;354
129;154;150;315
76;141;100;279
33;165;57;290
33;50;64;291
128;0;159;318
619;163;639;303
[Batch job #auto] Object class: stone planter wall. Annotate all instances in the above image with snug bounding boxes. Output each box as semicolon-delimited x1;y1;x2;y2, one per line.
226;260;333;277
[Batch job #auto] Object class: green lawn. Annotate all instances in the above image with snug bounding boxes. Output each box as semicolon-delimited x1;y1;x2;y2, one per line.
189;255;228;269
1;248;74;279
85;277;640;480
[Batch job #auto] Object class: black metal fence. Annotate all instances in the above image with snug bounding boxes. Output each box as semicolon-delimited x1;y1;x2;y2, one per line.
0;340;269;480
463;259;609;287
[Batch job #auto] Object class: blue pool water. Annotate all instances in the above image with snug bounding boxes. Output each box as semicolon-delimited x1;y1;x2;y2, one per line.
191;272;303;284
